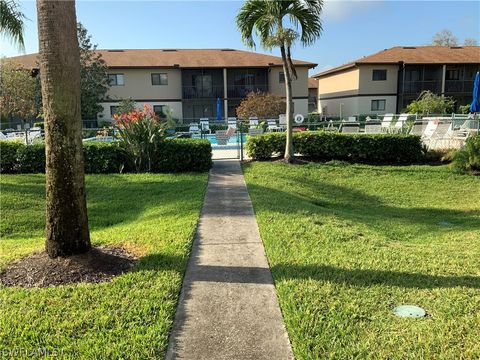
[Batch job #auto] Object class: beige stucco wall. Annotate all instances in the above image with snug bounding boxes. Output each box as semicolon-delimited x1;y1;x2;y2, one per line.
318;68;359;96
99;101;183;120
106;68;182;100
319;97;358;117
358;64;399;94
357;96;397;115
268;66;309;97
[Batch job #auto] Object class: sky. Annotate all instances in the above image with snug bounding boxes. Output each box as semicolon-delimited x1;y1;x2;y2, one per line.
1;0;479;76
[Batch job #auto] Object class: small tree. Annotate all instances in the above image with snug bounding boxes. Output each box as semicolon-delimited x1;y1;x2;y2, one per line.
77;22;109;119
0;59;37;122
236;91;286;119
464;38;478;46
405;90;455;114
431;29;458;46
115;98;136;115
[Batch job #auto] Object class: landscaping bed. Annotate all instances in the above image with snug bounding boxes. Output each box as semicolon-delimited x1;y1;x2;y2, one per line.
243;162;480;359
0;172;208;358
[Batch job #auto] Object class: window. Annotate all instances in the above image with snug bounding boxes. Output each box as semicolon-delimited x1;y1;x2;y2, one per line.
110;106;119;117
279;72;285;83
446;69;460;80
151;73;168;85
153;105;168;118
108;74;124;86
371;99;386;111
372;69;387;81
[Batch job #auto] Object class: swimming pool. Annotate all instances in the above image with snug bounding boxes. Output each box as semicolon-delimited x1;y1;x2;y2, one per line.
193;134;247;146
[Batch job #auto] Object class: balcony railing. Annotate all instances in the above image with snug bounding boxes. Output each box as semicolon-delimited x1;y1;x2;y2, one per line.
227;84;268;98
182;86;224;99
401;80;442;94
445;80;474;94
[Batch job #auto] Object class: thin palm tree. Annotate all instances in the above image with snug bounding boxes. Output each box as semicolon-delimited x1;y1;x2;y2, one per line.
0;0;26;50
237;0;323;162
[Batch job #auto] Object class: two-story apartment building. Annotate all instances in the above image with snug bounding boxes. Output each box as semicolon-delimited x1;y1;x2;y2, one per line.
313;46;480;117
9;49;316;122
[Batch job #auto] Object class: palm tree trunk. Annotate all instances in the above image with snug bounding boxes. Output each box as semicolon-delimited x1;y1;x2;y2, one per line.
280;45;294;162
37;0;91;258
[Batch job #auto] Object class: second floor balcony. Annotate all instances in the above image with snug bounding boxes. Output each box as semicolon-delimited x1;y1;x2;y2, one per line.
401;80;442;95
445;80;474;94
182;86;224;99
227;84;268;98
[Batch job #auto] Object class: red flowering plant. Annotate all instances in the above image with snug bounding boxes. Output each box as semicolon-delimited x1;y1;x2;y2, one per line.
113;104;166;172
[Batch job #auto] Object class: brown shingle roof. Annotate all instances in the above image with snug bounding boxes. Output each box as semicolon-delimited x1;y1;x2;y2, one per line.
313;46;480;78
7;48;316;69
308;77;318;88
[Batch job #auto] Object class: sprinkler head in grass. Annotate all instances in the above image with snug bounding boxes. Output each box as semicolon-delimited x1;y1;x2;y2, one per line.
438;221;453;226
393;305;426;318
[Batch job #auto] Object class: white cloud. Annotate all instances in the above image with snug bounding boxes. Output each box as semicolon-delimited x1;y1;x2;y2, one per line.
323;0;384;21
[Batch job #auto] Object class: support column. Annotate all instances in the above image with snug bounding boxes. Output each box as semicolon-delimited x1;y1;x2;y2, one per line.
441;64;446;96
223;68;228;119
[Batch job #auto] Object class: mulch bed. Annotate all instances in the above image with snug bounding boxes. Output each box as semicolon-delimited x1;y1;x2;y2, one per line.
0;246;138;288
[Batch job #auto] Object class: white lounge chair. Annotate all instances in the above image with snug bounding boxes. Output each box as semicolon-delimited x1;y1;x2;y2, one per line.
189;123;200;134
199;118;211;134
0;131;7;140
428;123;452;149
215;126;236;145
422;119;439;140
267;119;281;132
381;113;394;132
409;122;425;137
347;116;357;122
340;122;360;134
394;113;409;133
227;117;237;129
364;121;382;134
249;117;259;128
279;114;287;130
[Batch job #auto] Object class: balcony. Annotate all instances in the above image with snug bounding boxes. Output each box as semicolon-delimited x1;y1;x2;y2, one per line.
445;80;474;94
227;84;268;98
182;86;224;99
401;80;442;94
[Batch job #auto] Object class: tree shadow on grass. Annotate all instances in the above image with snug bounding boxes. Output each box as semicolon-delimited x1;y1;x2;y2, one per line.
1;175;206;237
245;180;480;234
271;263;480;289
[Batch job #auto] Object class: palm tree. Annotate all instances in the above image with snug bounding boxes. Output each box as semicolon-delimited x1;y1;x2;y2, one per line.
0;0;26;50
237;0;323;162
37;0;91;257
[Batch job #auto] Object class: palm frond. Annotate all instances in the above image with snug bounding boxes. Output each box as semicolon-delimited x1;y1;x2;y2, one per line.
287;0;323;46
0;0;26;51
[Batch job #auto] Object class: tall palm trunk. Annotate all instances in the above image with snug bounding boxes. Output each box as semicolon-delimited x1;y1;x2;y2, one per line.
280;45;294;162
37;0;90;257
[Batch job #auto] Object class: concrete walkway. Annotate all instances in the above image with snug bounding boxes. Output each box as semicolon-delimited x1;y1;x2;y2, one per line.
166;160;293;360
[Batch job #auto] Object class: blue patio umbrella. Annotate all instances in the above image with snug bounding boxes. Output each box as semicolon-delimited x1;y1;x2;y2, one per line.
216;97;222;121
470;71;480;113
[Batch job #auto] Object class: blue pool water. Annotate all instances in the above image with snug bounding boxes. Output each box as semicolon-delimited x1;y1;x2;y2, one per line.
193;134;247;146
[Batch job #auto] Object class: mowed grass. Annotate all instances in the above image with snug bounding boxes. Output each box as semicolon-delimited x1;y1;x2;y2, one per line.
243;162;480;359
0;173;208;359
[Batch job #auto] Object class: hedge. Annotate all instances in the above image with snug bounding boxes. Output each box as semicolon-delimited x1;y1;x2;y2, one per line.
246;131;424;164
0;141;24;173
0;139;212;174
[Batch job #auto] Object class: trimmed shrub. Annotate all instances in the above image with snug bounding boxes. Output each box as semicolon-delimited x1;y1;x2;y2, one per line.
0;141;24;173
1;139;212;174
17;143;45;173
152;139;212;172
450;135;480;174
83;142;131;174
246;131;424;164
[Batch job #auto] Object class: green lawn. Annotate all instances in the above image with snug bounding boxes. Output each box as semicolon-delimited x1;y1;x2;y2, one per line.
243;162;480;359
0;173;208;359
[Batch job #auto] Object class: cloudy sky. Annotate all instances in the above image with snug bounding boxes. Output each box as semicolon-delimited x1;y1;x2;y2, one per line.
1;1;479;75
